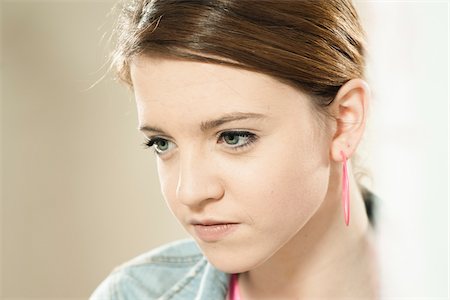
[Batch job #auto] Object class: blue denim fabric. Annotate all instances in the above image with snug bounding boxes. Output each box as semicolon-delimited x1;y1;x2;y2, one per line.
90;239;230;300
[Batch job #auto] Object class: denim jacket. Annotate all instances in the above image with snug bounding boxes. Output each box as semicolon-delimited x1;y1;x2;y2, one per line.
90;239;231;300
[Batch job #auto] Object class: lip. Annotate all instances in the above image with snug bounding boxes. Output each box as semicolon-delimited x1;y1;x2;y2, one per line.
191;220;239;243
190;219;237;226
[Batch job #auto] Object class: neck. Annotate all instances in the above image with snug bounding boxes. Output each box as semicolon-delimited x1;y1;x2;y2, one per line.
238;161;380;299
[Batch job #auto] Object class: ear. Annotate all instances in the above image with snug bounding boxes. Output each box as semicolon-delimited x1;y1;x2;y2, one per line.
330;78;370;162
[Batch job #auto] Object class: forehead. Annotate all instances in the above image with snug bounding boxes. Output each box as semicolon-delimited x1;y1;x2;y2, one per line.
130;55;312;122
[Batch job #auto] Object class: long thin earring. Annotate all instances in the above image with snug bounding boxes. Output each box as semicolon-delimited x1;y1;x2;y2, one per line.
340;150;350;226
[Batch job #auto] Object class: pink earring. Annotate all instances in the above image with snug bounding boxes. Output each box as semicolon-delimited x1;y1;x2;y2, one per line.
340;150;350;226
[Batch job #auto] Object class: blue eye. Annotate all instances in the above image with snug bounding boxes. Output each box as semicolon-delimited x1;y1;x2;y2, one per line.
218;131;258;150
142;131;258;155
143;138;175;155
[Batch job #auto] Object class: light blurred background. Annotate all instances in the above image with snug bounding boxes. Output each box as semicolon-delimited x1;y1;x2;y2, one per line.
0;1;448;299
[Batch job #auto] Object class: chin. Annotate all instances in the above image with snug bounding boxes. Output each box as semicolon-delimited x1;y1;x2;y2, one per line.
198;242;268;274
206;256;253;274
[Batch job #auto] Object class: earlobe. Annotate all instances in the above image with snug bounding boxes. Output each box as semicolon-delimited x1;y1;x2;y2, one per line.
330;78;370;162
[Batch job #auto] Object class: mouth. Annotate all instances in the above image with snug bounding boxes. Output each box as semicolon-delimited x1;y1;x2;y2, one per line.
191;221;240;242
189;217;240;225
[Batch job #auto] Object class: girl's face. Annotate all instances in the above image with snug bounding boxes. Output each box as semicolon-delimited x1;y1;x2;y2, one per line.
131;56;332;273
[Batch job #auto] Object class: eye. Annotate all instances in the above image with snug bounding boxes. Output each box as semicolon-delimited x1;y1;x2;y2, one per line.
218;131;258;150
142;137;175;155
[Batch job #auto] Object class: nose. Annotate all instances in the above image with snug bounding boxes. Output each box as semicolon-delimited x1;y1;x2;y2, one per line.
175;150;224;208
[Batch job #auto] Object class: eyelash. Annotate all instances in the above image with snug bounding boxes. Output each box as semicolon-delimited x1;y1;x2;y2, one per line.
218;131;258;150
141;131;258;156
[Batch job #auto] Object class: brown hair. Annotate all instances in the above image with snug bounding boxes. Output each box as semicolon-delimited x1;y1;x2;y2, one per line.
113;0;366;103
110;0;375;225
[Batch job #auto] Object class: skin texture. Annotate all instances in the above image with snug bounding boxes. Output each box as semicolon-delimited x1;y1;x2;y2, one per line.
131;55;379;299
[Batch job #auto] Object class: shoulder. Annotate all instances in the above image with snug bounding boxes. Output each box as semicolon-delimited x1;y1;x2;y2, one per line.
90;238;209;300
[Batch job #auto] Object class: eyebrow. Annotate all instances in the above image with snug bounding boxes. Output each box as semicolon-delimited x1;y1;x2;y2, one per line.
139;112;267;134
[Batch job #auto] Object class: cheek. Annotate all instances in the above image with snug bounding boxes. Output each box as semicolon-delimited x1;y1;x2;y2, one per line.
206;136;330;272
264;158;329;230
227;132;330;231
156;160;180;215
